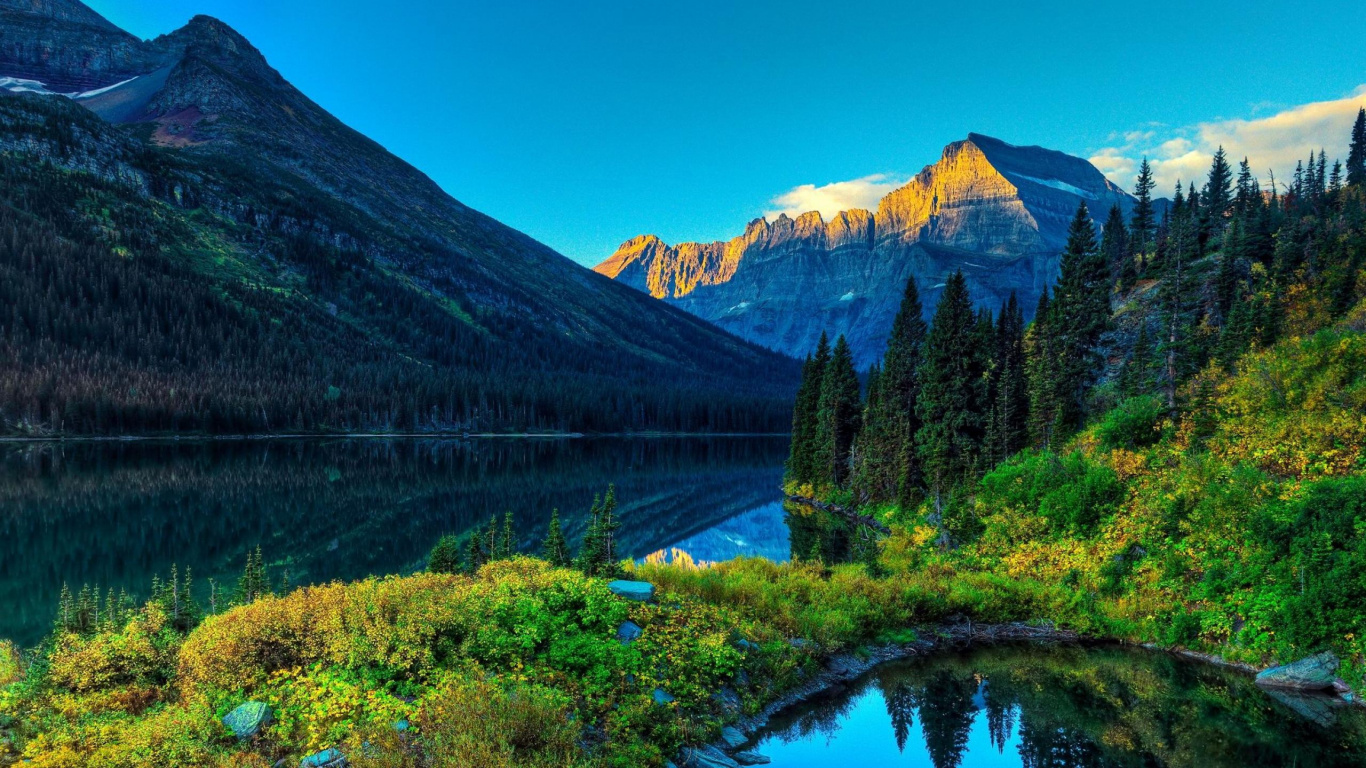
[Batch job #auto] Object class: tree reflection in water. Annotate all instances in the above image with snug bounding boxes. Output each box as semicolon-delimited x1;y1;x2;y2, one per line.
755;644;1366;768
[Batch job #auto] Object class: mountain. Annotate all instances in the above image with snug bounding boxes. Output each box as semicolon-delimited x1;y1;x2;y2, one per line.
0;1;798;435
596;134;1136;365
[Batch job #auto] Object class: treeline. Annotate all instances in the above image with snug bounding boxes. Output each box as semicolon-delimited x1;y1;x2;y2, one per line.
427;485;623;578
789;108;1366;541
0;95;795;436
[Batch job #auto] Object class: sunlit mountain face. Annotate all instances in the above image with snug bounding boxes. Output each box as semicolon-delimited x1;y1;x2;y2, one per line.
597;134;1139;365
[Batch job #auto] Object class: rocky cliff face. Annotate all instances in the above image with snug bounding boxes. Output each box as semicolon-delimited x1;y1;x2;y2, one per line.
597;134;1134;365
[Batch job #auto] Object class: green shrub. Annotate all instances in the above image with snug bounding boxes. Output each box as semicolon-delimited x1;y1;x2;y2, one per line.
1096;395;1167;450
978;451;1126;535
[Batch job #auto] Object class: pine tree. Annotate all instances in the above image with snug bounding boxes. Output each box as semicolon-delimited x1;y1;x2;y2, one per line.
501;512;516;558
1120;324;1155;398
851;278;926;504
789;333;831;486
1100;204;1131;289
916;271;988;519
1026;290;1063;448
542;509;571;567
428;534;462;573
55;582;75;634
984;293;1028;466
1130;158;1156;258
1349;108;1366;188
236;546;270;605
464;521;487;573
576;486;621;577
1202;147;1234;239
816;335;862;488
797;330;830;481
1216;219;1243;319
1050;201;1109;431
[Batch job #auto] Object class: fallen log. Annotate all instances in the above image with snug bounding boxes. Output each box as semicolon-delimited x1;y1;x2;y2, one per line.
784;494;891;535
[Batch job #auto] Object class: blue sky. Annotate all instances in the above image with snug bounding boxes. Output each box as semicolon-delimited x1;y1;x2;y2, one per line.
87;0;1366;265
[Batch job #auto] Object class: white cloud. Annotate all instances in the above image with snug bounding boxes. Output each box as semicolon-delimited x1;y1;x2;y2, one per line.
1090;85;1366;195
764;173;906;220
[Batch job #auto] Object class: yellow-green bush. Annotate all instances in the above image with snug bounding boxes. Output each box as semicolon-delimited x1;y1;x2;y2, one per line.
0;639;19;686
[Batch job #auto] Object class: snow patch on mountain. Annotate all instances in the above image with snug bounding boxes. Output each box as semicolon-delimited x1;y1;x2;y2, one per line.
1010;173;1097;199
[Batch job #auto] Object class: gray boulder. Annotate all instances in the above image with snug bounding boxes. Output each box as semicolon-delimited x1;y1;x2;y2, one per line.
223;701;272;740
653;688;676;705
733;752;771;766
617;620;644;644
719;726;746;749
608;580;656;601
679;745;740;768
1256;652;1340;690
300;747;346;767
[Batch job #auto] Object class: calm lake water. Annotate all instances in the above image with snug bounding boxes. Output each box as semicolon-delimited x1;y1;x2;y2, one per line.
0;436;790;646
750;644;1366;767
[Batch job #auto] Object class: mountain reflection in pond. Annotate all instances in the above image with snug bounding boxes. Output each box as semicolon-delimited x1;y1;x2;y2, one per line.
754;644;1366;767
0;436;788;646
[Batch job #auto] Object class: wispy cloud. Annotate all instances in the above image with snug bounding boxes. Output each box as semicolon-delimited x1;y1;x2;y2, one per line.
764;173;906;220
1090;86;1366;195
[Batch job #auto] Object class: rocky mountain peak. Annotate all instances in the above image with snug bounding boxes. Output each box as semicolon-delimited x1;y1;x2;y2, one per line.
597;134;1137;364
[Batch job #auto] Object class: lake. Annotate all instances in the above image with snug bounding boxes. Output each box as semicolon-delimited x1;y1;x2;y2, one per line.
749;643;1366;767
0;436;791;646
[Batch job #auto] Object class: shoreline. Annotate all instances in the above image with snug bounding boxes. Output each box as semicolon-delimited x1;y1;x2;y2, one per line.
730;622;1087;743
0;431;792;444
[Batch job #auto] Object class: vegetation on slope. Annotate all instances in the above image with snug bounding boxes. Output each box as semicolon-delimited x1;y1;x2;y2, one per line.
0;92;797;436
785;110;1366;680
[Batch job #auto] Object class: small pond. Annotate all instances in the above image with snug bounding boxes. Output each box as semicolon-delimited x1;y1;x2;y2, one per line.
749;644;1366;767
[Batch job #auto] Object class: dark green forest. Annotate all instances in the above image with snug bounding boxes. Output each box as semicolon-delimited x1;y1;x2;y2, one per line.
0;93;797;436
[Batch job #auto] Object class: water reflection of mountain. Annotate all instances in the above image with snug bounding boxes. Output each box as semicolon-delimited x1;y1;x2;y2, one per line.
0;437;787;646
650;501;790;565
757;645;1366;768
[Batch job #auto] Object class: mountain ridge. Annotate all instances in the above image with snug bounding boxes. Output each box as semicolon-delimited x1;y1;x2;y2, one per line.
596;134;1136;365
0;3;799;434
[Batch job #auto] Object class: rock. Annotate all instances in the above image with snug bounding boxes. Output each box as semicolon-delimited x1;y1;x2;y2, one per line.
735;669;750;687
222;701;272;740
300;747;346;767
735;639;760;652
392;719;409;732
652;688;676;706
787;638;812;650
608;580;655;602
712;687;741;715
733;752;771;765
1256;652;1340;690
679;745;740;768
617;620;644;644
719;726;746;749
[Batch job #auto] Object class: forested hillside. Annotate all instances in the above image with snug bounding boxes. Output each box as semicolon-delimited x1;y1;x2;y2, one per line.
788;109;1366;669
0;92;796;435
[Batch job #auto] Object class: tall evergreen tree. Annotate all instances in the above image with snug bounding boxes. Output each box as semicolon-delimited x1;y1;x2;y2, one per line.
1120;324;1156;398
1049;202;1109;431
1100;204;1132;289
786;333;830;486
1202;147;1234;239
853;278;927;504
1025;290;1063;448
541;509;570;567
428;534;462;574
1349;108;1366;188
916;271;988;517
464;521;487;572
816;335;863;487
576;486;621;577
984;293;1028;466
1130;158;1156;258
